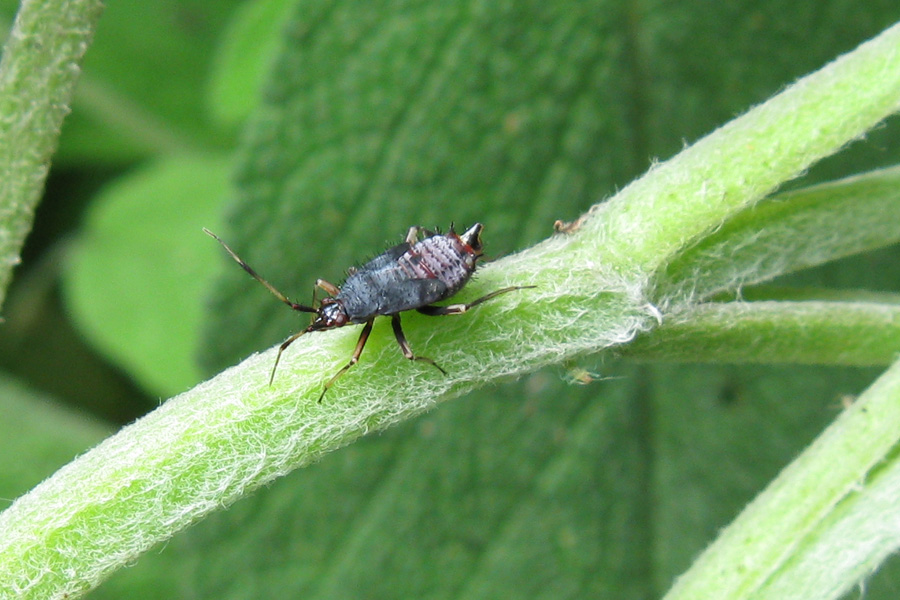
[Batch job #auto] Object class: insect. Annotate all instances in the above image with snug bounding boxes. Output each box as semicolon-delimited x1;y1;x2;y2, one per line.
205;223;532;401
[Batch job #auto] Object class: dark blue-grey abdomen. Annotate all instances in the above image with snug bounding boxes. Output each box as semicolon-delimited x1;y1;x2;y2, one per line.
338;234;477;322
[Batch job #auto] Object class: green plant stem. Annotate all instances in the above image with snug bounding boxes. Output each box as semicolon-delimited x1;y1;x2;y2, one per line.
0;232;652;598
752;427;900;598
660;165;900;301
627;300;900;366
74;75;206;155
664;358;900;600
0;0;104;312
2;20;900;600
587;21;900;276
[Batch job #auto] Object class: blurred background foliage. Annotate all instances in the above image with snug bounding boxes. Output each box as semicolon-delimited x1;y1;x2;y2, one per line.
2;0;900;597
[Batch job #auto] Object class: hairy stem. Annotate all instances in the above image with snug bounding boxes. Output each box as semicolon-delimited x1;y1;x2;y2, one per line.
589;22;900;276
0;0;104;311
2;19;900;600
664;358;900;600
628;300;900;366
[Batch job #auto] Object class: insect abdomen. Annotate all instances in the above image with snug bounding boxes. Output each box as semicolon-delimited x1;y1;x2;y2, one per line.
397;234;475;296
337;233;477;322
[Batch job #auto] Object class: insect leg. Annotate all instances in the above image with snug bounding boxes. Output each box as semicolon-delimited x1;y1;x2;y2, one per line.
316;279;341;297
390;314;447;375
416;286;536;316
204;228;316;314
269;329;309;385
318;319;374;402
405;226;441;245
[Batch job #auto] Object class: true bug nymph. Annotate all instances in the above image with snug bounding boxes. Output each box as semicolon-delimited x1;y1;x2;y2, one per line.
206;224;531;401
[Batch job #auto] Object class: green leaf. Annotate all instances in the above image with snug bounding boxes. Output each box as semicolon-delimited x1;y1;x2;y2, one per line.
201;0;650;370
6;2;900;599
179;3;900;599
589;42;900;275
664;358;900;600
53;0;244;163
206;0;296;129
62;154;231;397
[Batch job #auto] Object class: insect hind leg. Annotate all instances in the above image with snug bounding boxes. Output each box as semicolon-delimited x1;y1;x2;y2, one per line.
416;285;535;316
391;314;447;375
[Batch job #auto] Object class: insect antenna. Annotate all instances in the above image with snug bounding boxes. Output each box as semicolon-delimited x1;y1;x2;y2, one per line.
204;228;317;313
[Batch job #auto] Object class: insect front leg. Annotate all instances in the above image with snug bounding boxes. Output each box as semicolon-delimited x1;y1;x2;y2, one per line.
319;319;374;402
390;314;447;375
416;286;535;316
270;329;309;385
